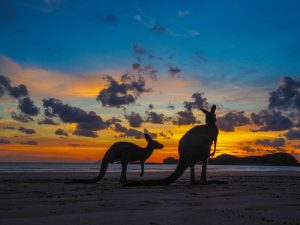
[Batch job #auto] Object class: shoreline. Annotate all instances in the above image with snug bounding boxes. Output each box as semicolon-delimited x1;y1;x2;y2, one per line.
0;171;299;225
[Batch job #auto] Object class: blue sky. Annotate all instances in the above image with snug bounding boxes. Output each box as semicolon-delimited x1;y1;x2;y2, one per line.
1;0;300;80
0;0;300;162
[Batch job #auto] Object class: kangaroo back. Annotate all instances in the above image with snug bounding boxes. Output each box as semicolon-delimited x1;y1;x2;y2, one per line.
124;160;188;186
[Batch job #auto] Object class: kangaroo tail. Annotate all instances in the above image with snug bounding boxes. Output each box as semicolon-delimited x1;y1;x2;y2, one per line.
65;154;109;184
124;160;188;186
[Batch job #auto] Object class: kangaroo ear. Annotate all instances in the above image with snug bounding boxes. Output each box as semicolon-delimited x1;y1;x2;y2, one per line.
144;133;152;142
210;105;216;114
199;107;209;115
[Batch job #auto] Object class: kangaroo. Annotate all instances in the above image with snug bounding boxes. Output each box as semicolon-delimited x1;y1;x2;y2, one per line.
125;105;219;186
67;133;164;184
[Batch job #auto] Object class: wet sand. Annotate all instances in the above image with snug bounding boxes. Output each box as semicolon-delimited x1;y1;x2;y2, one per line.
0;170;299;225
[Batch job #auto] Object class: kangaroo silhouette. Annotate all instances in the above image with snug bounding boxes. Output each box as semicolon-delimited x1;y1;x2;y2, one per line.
66;133;164;184
125;105;219;186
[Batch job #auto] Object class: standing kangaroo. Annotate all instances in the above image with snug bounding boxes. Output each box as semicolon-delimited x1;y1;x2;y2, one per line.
125;105;219;186
67;133;164;184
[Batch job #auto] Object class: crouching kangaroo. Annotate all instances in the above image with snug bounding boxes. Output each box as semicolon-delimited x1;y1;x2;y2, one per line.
67;133;164;184
125;105;223;186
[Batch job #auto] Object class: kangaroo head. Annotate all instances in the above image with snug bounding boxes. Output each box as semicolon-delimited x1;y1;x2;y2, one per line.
144;133;164;149
199;105;217;125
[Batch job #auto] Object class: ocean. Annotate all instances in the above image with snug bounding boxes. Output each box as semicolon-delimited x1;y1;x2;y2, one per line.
0;163;299;173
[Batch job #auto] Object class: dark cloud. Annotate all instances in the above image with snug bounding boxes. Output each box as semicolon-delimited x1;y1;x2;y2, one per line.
18;97;39;116
68;143;81;147
168;65;183;79
158;130;173;139
268;76;300;112
55;128;68;136
184;92;208;111
38;118;58;125
0;75;28;99
0;138;10;144
217;111;250;131
3;126;15;130
113;122;144;139
284;128;300;140
132;64;158;80
148;104;154;110
172;110;198;125
240;146;257;153
18;126;36;134
251;110;293;131
146;111;168;124
167;103;175;110
96;75;151;108
73;129;98;138
43;98;118;138
105;14;118;25
20;140;38;145
144;129;157;139
11;112;34;123
150;22;168;34
132;43;147;55
255;138;286;148
124;112;144;128
43;98;108;130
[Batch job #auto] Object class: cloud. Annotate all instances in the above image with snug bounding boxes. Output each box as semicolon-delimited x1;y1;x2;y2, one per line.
38;117;58;125
284;128;300;140
113;122;144;139
144;129;157;139
158;130;173;139
217;111;250;131
43;98;118;138
18;126;36;134
132;43;147;56
11;112;34;123
148;104;154;110
0;138;10;144
172;110;198;125
73;129;98;138
20;140;38;145
251;110;293;131
98;14;118;24
167;103;175;110
178;10;189;17
96;75;151;108
240;146;257;153
168;65;183;79
184;92;208;111
68;143;81;147
55;128;68;136
255;138;286;148
132;63;158;80
43;98;108;130
150;22;169;34
0;74;28;99
124;112;144;128
268;76;300;112
18;97;39;116
146;111;168;124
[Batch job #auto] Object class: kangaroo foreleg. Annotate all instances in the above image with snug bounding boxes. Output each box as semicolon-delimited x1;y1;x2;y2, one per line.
140;162;144;176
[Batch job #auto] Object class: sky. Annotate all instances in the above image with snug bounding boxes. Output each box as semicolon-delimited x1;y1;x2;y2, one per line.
0;0;299;162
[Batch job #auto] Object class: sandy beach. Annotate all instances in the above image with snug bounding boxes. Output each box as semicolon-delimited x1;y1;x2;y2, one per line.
0;170;299;225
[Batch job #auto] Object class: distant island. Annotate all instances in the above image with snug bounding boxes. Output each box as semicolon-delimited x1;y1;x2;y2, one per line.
163;153;299;166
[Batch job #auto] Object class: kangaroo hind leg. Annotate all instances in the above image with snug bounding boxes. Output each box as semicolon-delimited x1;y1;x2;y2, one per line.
190;165;196;185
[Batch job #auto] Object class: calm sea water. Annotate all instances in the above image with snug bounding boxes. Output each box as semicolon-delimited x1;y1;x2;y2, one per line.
0;163;299;173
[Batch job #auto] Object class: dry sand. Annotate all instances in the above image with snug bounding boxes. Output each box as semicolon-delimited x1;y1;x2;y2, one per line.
0;170;299;225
